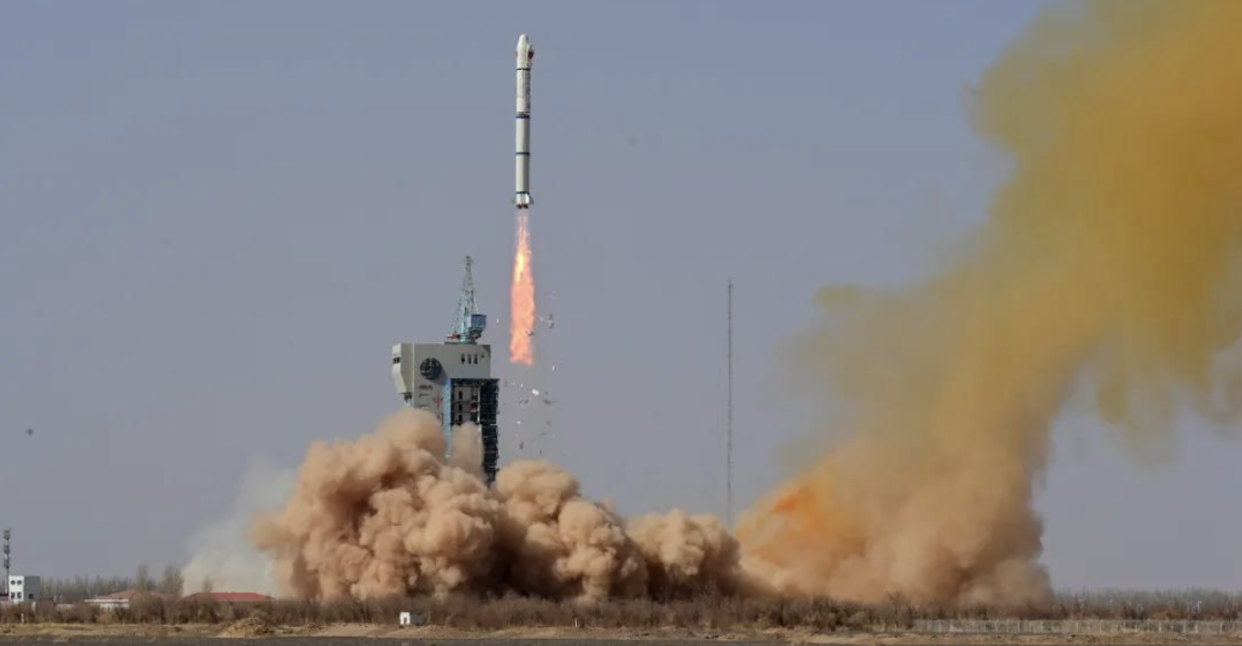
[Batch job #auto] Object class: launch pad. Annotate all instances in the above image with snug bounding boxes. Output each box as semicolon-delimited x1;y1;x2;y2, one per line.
391;256;500;484
388;34;537;486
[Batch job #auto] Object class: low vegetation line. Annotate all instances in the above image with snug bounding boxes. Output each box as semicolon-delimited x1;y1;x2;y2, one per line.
4;590;1242;632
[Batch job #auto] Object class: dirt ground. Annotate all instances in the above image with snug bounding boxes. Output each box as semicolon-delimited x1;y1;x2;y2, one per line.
5;622;1242;644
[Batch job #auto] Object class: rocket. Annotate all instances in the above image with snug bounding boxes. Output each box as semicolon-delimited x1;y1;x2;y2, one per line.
514;33;534;209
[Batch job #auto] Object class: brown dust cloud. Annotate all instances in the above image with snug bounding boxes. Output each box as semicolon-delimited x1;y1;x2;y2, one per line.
250;1;1242;605
250;410;747;600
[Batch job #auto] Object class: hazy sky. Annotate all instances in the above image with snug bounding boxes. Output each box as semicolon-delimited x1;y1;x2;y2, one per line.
3;0;1239;591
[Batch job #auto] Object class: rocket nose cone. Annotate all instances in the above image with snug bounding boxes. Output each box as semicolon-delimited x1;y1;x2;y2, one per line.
518;34;529;47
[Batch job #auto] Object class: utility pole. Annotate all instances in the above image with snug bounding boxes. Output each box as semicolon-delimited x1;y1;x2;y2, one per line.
2;528;11;592
726;280;734;528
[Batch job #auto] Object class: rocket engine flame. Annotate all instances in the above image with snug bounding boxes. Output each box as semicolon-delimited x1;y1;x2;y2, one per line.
236;1;1242;609
510;212;536;365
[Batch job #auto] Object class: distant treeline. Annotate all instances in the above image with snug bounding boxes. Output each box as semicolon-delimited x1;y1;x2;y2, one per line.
3;588;1242;629
38;565;185;602
1051;589;1242;620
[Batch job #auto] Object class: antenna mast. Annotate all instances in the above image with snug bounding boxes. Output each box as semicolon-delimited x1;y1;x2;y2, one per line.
726;279;734;527
448;255;487;344
2;528;10;584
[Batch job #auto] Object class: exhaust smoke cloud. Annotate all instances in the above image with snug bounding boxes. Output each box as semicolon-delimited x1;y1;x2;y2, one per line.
182;460;295;596
251;409;747;600
738;0;1242;605
239;0;1242;606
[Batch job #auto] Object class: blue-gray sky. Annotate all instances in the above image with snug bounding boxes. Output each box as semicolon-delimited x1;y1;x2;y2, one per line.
2;0;1239;590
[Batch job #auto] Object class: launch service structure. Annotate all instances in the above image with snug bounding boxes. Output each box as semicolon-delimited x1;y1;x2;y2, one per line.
390;34;535;485
514;33;534;209
391;256;500;484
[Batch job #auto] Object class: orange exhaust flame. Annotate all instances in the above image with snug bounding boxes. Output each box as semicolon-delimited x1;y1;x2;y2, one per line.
509;212;536;365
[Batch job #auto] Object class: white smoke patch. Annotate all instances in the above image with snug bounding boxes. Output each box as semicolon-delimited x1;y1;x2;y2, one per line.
181;459;295;595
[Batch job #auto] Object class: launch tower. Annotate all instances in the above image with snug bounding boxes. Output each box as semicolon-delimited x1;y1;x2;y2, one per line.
391;256;500;484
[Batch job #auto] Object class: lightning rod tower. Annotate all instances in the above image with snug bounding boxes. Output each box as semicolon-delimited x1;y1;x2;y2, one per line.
2;528;10;585
727;279;734;527
448;255;485;344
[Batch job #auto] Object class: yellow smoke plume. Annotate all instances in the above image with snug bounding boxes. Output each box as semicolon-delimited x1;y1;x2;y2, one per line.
249;0;1242;607
738;0;1242;606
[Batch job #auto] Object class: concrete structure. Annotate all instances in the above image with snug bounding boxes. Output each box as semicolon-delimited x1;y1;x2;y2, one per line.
392;257;500;484
392;341;500;476
5;575;40;603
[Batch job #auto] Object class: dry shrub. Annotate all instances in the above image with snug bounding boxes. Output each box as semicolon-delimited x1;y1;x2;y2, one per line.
61;603;97;624
220;615;272;637
620;599;659;628
128;593;167;623
0;588;1241;628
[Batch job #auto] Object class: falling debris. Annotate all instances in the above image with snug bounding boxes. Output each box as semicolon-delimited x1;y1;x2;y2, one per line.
25;428;33;437
531;388;541;396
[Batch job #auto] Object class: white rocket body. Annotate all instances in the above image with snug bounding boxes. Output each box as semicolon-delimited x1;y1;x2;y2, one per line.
514;34;533;209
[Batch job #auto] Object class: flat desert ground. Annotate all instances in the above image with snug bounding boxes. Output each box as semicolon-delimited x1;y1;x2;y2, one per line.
5;623;1242;645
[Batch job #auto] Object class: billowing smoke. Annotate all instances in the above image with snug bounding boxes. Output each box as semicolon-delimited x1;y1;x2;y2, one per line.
251;408;748;601
182;460;295;595
245;0;1242;607
737;0;1242;606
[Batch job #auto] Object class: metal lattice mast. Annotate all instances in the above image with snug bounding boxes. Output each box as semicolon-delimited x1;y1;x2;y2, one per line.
449;256;480;343
2;528;10;584
727;279;734;528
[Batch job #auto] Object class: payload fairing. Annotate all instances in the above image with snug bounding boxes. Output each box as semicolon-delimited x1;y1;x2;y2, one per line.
514;34;534;209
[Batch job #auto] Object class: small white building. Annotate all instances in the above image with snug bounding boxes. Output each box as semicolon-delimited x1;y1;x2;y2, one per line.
398;611;425;627
6;575;41;603
84;590;137;612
